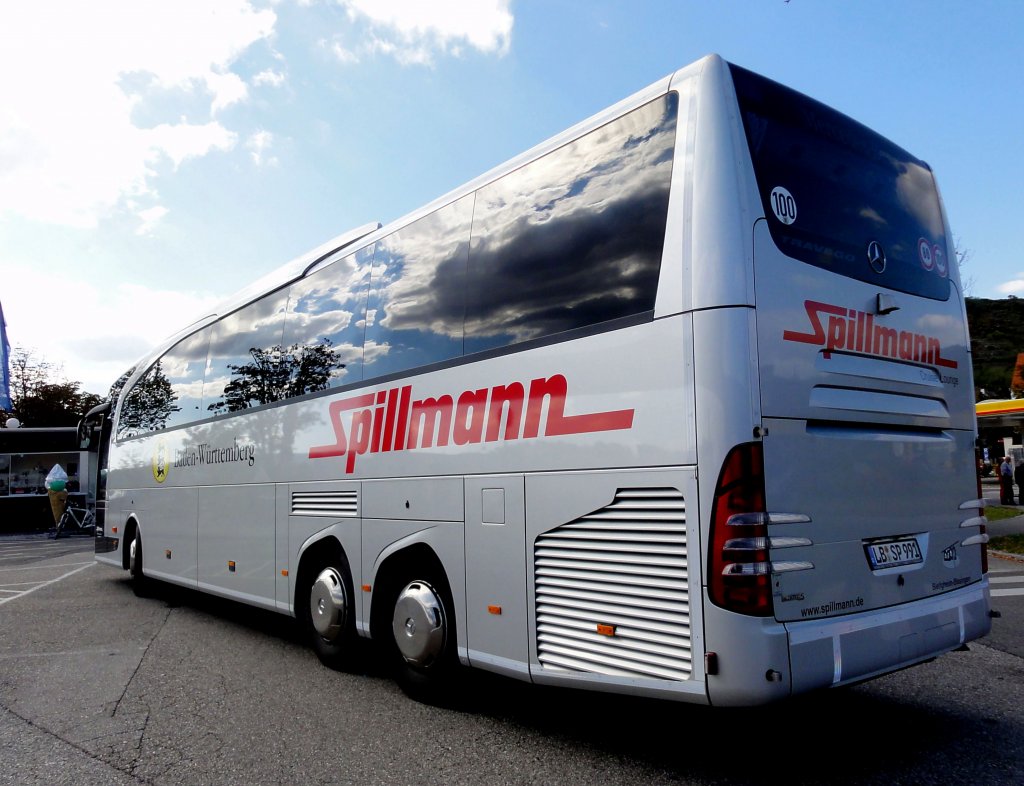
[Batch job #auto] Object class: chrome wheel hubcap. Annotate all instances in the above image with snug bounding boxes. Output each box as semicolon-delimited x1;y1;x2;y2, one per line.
392;580;446;667
309;567;348;641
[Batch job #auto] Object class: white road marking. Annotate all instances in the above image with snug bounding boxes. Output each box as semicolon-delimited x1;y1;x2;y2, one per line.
992;588;1024;597
988;575;1024;584
0;562;95;606
0;561;95;573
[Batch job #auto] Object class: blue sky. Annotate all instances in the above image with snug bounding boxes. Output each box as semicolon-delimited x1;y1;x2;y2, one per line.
1;0;1021;395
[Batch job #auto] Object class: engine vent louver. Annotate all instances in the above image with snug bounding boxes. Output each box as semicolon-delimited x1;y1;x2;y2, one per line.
291;490;358;517
534;487;691;682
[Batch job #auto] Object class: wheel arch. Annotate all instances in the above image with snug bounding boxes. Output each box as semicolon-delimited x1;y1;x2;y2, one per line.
293;534;350;618
369;542;451;646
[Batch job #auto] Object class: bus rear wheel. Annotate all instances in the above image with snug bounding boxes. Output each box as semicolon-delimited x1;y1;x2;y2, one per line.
389;570;459;703
304;562;358;670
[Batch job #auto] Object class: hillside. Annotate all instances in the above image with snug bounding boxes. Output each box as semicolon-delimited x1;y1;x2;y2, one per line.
966;297;1024;398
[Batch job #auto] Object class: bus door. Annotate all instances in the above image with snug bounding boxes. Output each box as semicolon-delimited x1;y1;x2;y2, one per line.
80;402;112;539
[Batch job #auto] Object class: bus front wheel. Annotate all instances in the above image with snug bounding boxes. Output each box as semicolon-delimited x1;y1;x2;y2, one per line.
128;528;148;597
304;562;358;670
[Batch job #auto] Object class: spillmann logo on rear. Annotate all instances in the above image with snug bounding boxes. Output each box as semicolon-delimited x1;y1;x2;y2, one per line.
782;299;958;369
307;373;635;473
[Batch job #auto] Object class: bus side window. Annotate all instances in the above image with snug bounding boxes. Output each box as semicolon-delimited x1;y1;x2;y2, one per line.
362;196;473;380
116;361;177;439
281;245;374;396
464;93;677;356
205;290;290;414
160;329;213;431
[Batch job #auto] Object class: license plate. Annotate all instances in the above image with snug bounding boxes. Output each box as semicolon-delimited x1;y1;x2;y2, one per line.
866;537;923;569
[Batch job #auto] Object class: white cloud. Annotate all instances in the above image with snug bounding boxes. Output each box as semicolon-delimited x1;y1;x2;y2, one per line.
329;41;361;64
0;1;276;231
246;130;279;167
253;69;286;87
136;205;169;236
3;266;222;395
997;279;1024;295
332;0;513;65
207;71;251;115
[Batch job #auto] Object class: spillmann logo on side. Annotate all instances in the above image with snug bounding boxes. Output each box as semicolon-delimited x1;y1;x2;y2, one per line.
307;373;635;473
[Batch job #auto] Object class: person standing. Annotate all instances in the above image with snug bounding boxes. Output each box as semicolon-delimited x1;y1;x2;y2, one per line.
1014;458;1024;506
1000;455;1014;505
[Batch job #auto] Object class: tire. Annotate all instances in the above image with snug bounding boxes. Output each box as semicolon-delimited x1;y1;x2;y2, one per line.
387;566;460;703
52;512;68;540
301;557;359;671
128;528;148;597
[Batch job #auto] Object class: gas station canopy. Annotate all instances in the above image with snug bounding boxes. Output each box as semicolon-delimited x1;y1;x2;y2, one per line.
976;399;1024;428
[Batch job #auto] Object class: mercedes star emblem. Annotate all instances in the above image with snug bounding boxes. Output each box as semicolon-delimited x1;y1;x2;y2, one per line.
867;240;886;274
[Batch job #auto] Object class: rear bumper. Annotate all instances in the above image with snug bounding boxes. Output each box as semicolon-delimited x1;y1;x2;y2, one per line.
785;580;991;694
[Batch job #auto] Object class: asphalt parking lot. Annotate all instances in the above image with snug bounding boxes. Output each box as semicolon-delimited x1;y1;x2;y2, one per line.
2;534;1024;786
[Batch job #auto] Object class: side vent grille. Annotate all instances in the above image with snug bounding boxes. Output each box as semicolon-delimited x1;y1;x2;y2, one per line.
534;487;691;682
291;490;358;518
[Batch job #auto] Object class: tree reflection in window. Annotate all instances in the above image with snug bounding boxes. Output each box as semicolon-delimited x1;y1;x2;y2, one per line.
116;360;179;439
206;341;341;413
204;290;289;413
160;328;212;430
281;246;374;390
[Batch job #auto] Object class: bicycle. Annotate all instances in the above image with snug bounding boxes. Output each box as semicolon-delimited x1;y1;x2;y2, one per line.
52;503;97;539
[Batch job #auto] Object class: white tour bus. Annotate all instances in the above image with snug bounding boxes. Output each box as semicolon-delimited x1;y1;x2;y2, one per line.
94;54;991;706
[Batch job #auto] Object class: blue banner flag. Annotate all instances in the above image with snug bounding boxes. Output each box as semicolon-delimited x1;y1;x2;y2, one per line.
0;300;11;410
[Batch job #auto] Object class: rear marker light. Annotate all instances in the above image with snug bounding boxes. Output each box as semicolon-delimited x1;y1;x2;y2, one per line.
596;624;617;637
770;561;814;574
705;652;719;675
960;491;988;574
960;534;989;548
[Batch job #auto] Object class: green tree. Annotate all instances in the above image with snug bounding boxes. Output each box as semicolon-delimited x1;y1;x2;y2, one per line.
1;346;101;427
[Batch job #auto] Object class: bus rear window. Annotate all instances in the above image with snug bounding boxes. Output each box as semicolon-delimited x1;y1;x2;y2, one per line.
729;63;950;301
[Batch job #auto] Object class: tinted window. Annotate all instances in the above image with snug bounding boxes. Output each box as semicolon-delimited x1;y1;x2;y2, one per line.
160;329;212;430
362;196;472;379
281;246;373;392
730;64;950;300
204;290;291;414
464;93;677;354
116;360;179;439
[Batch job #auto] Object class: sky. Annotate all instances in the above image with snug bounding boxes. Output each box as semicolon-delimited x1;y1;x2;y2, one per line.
1;0;1022;397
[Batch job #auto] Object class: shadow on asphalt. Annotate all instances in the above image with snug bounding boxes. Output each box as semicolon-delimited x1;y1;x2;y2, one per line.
108;575;1011;786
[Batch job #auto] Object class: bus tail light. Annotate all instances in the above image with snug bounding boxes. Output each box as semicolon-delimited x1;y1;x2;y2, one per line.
709;442;773;617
